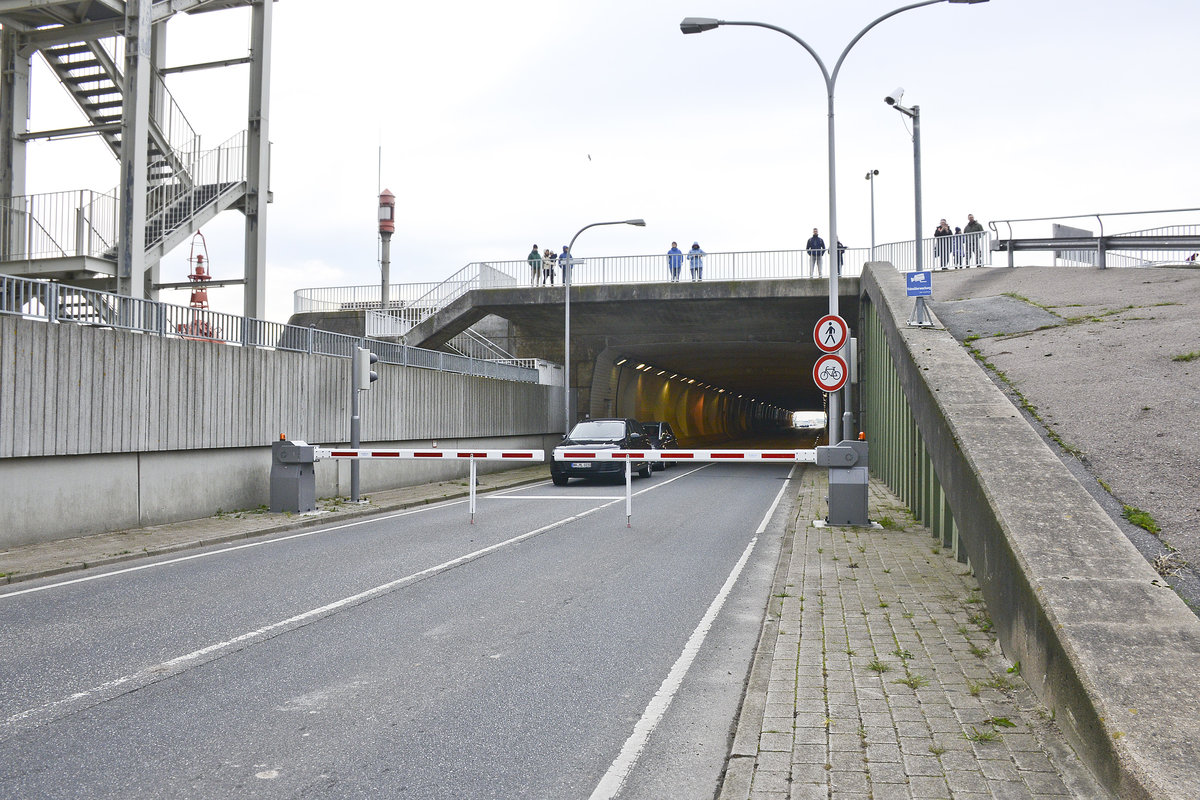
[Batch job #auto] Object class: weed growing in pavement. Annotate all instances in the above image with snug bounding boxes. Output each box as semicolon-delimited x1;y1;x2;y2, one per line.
878;600;889;608
892;648;913;660
876;515;903;531
1007;661;1022;676
964;726;1000;743
1173;350;1200;362
866;659;891;674
931;546;941;555
894;673;930;689
967;612;994;632
928;745;947;756
983;674;1017;692
774;591;793;599
969;643;990;659
882;568;891;574
1122;505;1161;534
966;591;983;604
985;716;1017;729
967;681;983;697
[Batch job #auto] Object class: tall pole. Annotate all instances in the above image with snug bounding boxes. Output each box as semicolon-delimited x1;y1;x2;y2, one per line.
913;107;923;271
562;219;646;434
378;189;396;312
866;170;878;260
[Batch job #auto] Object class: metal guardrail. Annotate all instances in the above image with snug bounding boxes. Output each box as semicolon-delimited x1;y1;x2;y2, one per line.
0;273;540;383
989;209;1200;268
0;189;119;260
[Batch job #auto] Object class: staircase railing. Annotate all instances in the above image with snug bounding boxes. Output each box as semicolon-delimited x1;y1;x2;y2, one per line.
0;190;119;260
144;130;247;253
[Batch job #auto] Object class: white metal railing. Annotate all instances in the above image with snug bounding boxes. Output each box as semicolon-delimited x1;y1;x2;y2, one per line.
144;130;247;252
871;232;993;272
319;248;882;337
0;273;539;383
0;189;119;260
151;70;201;180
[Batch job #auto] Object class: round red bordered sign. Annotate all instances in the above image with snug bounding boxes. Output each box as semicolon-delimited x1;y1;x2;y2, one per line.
813;353;848;393
813;314;849;353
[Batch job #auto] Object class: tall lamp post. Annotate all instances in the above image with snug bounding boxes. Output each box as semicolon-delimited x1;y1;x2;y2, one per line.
681;0;986;442
563;218;646;433
885;89;923;272
865;169;879;261
378;189;395;312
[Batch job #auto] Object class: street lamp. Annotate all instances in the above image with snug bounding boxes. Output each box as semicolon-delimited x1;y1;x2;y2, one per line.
885;88;924;273
680;0;986;442
865;170;879;260
562;218;646;433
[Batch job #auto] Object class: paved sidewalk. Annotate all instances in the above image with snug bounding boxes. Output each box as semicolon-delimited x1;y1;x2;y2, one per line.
721;467;1111;800
0;464;551;585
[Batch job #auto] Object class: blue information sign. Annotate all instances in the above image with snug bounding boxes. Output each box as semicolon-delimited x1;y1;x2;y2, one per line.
906;271;932;297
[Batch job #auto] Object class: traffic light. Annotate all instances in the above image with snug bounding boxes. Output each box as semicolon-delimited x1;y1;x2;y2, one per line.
354;347;379;390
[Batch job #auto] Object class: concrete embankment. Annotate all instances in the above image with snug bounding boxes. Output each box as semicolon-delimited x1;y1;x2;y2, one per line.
861;264;1200;799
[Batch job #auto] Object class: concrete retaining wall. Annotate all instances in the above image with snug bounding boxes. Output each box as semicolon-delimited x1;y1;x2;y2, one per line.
859;263;1200;799
0;314;560;546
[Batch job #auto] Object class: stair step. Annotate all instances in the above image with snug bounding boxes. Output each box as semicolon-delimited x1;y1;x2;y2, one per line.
46;43;92;57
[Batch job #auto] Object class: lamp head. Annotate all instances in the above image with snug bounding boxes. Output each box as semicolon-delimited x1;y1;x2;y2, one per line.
680;17;721;34
626;218;647;227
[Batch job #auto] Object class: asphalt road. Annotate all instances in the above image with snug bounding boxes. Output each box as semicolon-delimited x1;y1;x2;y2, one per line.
0;457;804;799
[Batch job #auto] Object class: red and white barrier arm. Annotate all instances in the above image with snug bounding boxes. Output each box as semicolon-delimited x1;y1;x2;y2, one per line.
552;449;818;463
313;448;545;461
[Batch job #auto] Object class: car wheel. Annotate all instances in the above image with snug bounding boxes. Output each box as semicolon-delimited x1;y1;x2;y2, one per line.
652;461;665;471
551;473;569;487
638;464;652;479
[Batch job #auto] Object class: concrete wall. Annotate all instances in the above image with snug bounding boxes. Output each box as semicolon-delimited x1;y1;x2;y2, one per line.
859;263;1200;800
0;314;560;546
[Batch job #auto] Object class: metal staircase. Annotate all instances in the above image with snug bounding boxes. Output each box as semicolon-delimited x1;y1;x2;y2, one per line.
0;0;270;315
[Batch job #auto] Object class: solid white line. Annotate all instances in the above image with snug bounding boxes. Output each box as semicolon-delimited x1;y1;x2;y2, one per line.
2;495;626;735
589;534;759;800
488;496;627;501
756;464;797;535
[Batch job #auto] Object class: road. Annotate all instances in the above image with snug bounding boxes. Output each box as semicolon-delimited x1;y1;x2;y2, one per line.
0;453;807;799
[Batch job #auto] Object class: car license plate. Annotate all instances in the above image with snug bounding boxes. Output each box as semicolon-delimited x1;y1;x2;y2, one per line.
570;462;592;469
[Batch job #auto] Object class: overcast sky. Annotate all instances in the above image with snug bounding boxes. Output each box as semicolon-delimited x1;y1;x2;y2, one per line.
21;0;1200;321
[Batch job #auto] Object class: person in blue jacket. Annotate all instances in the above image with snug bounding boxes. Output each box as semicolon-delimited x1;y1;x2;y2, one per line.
667;242;684;282
806;229;826;278
687;242;705;281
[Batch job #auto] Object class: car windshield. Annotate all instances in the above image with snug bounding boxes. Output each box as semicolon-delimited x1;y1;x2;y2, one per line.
568;421;625;441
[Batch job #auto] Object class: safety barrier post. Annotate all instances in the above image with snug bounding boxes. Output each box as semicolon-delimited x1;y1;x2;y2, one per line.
625;460;632;527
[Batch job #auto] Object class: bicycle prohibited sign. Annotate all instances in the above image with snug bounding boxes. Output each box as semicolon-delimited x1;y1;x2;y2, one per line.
813;353;849;393
813;314;849;353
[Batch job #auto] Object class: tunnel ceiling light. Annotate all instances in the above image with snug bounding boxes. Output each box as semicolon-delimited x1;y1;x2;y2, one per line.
636;363;645;369
688;379;695;384
669;373;678;379
656;370;666;376
615;358;627;366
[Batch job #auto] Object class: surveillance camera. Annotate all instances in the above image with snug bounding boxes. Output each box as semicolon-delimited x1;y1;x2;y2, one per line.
885;87;905;106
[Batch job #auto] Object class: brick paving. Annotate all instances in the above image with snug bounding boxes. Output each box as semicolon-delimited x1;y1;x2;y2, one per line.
722;467;1111;800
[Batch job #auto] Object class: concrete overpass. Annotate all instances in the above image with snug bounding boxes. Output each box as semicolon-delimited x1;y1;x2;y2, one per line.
396;277;861;438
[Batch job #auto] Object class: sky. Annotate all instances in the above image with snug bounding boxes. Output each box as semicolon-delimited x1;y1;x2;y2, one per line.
19;0;1200;322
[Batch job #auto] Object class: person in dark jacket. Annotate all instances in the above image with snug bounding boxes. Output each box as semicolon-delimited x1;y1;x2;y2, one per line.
963;213;985;267
934;219;953;270
806;228;826;278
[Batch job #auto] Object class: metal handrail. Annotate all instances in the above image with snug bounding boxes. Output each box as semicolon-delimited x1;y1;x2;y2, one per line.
0;273;539;384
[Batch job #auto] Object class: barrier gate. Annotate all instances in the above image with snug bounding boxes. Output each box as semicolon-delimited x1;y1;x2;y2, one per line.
270;438;868;526
269;440;544;522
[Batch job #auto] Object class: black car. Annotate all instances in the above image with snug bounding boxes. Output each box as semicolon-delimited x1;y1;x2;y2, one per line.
551;418;652;485
639;421;679;470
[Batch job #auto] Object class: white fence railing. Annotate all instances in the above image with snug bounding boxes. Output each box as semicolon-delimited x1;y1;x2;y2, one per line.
0;189;119;261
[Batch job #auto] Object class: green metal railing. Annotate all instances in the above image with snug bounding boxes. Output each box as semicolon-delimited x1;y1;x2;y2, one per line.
860;296;964;564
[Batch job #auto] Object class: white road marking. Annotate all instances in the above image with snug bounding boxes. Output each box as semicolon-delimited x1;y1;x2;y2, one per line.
588;468;795;799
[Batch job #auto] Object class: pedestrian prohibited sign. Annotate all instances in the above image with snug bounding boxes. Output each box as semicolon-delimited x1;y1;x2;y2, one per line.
813;353;848;393
814;314;849;353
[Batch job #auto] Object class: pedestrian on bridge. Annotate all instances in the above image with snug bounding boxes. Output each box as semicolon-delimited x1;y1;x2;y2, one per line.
688;242;705;281
667;242;684;282
964;213;985;267
543;248;556;284
528;245;542;285
934;219;953;269
806;229;826;278
560;246;575;283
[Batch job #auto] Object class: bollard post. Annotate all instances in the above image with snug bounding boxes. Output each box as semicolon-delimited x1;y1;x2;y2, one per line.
625;459;632;527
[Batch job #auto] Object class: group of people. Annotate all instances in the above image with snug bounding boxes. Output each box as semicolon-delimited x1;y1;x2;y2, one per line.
666;242;706;281
526;245;576;286
932;214;985;269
